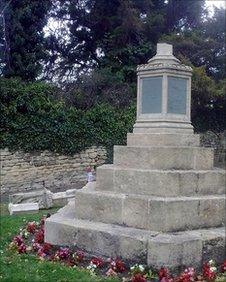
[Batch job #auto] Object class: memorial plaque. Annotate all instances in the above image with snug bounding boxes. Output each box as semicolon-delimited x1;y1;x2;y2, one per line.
167;76;187;114
141;76;162;114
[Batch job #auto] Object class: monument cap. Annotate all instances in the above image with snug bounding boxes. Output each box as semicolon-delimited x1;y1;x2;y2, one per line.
148;42;180;64
156;43;172;55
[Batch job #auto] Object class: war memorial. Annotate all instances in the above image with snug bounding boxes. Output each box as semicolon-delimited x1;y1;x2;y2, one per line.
45;43;225;270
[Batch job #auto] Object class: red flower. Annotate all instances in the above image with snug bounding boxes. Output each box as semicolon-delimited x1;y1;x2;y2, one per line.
90;257;104;268
158;267;171;280
32;242;41;252
202;262;216;281
221;261;226;273
55;247;70;260
40;217;46;227
42;243;52;254
176;267;196;282
160;278;174;282
13;235;23;246
131;273;147;282
35;243;52;257
35;228;44;244
37;248;47;258
106;268;117;277
158;267;174;282
48;254;55;261
110;258;126;272
66;258;75;267
27;222;36;234
18;243;27;254
75;250;85;262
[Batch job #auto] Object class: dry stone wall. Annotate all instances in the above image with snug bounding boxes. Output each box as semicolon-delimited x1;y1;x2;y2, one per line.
1;147;107;196
1;131;225;197
200;131;226;167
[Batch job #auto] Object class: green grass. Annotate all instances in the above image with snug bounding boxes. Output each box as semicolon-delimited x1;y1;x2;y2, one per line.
0;204;118;282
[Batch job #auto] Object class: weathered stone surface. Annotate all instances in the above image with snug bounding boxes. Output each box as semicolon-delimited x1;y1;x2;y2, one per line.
52;192;69;207
114;146;214;170
127;133;200;147
188;228;226;263
9;188;79;209
8;203;39;215
45;202;226;270
1;147;107;195
96;166;225;197
65;189;78;197
73;186;225;232
74;188;124;225
147;195;225;232
96;165;114;192
148;234;203;270
45;201;156;262
9;189;53;209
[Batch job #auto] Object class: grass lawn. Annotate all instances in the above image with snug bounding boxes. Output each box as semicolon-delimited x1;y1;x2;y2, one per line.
0;204;118;282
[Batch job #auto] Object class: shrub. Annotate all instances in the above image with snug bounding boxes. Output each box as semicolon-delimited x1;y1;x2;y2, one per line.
0;78;136;159
191;67;226;132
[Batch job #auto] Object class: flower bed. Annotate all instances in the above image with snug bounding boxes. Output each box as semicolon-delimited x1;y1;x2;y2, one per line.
9;214;226;282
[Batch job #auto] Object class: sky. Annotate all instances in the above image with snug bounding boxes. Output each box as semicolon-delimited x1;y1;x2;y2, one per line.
205;0;225;15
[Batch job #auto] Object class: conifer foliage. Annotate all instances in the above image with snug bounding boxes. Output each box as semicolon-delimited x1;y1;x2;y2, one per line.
1;0;52;81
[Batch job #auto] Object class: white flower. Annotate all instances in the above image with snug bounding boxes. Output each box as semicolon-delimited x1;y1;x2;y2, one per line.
87;262;97;272
210;266;217;273
139;265;145;272
209;259;215;266
130;263;145;273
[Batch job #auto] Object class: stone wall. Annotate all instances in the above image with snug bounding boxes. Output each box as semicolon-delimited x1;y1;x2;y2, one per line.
0;147;107;196
1;131;225;197
200;131;226;168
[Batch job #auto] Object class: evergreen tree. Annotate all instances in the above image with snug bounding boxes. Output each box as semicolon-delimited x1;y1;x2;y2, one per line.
52;0;205;82
162;6;225;80
1;0;52;81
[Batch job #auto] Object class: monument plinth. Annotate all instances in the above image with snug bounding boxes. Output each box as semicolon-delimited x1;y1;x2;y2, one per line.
45;43;225;271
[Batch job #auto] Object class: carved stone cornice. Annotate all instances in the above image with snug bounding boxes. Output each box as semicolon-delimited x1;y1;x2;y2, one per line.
137;43;192;73
137;62;192;72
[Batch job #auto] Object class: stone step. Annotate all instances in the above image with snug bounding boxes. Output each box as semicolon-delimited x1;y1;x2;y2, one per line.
127;133;200;147
96;165;226;197
45;201;225;270
74;186;225;232
113;146;213;170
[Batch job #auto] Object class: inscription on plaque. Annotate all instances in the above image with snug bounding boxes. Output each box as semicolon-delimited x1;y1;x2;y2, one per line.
141;76;162;114
167;76;187;114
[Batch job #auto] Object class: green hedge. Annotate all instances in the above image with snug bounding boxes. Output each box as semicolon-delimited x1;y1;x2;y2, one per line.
1;72;225;159
0;78;136;160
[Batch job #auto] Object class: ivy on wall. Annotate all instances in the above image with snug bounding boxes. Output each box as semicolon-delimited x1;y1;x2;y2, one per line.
0;78;136;160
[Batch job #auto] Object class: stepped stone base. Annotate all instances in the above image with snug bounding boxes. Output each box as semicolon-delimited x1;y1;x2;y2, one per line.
73;184;225;232
132;121;194;134
96;165;225;197
45;131;225;270
45;201;225;271
127;133;200;147
113;146;213;170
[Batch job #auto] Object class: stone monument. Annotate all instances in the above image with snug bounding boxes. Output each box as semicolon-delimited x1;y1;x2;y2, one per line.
45;43;225;270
